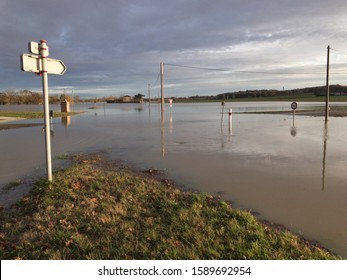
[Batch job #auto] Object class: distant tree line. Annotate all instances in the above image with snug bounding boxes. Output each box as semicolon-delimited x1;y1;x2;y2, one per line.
216;85;347;99
3;85;347;105
0;89;82;105
0;89;43;105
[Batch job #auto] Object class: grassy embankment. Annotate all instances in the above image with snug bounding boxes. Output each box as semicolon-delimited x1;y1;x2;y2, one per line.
0;154;341;260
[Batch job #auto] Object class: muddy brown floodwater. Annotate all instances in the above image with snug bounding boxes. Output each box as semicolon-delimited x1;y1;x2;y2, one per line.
1;102;347;257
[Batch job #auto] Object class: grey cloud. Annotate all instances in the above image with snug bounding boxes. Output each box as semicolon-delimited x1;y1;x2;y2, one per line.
1;0;347;97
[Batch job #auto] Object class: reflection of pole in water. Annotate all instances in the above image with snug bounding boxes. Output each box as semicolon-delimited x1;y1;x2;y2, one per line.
322;122;328;192
220;125;225;150
290;126;297;137
170;112;173;135
290;114;297;137
148;83;151;104
61;116;71;127
148;101;151;121
221;101;225;127
161;113;166;158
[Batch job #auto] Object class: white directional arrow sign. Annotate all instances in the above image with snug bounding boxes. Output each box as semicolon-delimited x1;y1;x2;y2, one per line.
21;53;67;75
45;57;66;75
20;40;67;182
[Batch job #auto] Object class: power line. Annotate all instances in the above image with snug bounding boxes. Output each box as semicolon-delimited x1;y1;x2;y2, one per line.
152;71;161;88
164;63;230;72
163;62;345;76
234;70;322;75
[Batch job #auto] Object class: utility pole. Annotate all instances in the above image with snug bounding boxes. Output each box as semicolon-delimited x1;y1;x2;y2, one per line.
325;45;330;122
160;62;164;120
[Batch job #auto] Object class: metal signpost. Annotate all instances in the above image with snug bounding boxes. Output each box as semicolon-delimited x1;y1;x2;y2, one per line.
291;101;297;126
291;101;297;110
21;40;67;182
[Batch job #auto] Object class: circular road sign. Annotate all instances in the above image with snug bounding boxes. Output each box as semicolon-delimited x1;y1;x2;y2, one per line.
291;102;298;110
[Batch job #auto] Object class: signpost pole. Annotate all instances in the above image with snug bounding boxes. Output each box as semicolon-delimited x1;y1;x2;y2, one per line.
291;102;297;127
21;40;66;182
40;40;53;182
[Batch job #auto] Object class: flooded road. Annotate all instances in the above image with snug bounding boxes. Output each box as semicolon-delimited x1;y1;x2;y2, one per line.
1;102;347;257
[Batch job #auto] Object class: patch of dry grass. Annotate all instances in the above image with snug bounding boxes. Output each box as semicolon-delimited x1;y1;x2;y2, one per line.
0;155;340;260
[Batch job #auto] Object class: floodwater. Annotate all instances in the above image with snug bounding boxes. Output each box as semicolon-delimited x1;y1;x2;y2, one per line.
1;102;347;258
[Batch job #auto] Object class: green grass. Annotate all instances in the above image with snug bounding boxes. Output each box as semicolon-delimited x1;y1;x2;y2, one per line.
0;111;81;119
0;154;341;260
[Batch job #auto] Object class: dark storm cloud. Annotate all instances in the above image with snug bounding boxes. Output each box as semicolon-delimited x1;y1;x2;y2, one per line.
1;0;347;96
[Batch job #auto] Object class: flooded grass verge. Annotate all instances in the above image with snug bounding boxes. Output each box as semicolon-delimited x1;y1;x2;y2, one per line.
0;111;82;119
0;154;340;260
0;123;43;130
0;111;83;130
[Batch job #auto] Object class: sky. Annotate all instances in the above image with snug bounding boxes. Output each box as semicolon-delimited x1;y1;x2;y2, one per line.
1;0;347;98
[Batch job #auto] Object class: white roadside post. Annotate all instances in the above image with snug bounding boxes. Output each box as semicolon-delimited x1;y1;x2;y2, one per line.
21;40;67;182
40;40;52;181
228;108;233;135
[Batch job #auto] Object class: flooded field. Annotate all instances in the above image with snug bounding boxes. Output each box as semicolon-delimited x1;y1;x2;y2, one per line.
1;101;347;257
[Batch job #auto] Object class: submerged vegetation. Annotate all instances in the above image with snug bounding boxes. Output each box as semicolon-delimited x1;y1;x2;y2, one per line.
0;154;340;260
0;111;82;130
0;111;79;119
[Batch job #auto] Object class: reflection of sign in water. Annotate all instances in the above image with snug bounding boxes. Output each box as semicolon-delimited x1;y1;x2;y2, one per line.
290;126;297;137
291;102;298;110
322;123;328;192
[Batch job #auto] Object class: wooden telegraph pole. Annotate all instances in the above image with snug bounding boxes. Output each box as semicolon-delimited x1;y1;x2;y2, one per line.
325;45;330;122
160;62;164;120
